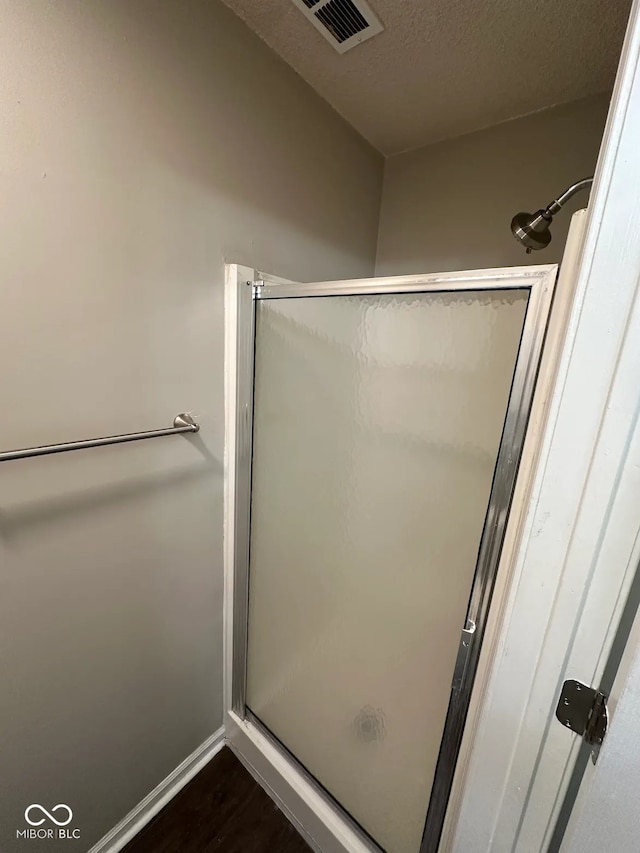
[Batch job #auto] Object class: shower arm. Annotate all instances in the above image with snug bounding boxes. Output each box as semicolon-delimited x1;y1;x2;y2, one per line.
545;177;594;216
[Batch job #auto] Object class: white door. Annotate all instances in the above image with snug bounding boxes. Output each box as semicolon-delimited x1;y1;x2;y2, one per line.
448;0;640;846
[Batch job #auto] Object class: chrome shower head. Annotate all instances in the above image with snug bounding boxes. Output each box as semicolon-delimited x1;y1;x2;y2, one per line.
510;177;594;253
511;209;553;253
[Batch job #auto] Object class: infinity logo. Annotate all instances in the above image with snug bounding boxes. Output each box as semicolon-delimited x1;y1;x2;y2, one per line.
24;804;73;827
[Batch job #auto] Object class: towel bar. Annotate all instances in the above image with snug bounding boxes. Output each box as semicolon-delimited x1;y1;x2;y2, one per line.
0;413;199;462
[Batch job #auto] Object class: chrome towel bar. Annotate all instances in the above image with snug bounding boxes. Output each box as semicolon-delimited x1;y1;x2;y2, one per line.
0;413;199;463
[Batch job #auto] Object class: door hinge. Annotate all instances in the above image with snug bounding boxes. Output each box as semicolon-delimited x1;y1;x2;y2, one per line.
555;679;608;764
250;280;264;299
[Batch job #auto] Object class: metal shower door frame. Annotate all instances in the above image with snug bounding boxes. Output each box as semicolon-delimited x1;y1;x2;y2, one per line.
225;264;557;853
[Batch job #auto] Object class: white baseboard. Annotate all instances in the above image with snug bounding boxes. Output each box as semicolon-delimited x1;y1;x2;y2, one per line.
88;726;225;853
226;710;373;853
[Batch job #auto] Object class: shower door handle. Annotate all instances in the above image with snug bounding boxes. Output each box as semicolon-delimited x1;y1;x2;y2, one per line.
451;619;476;693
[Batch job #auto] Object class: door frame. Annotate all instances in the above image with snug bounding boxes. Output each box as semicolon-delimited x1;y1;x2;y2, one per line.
448;0;640;849
223;265;557;853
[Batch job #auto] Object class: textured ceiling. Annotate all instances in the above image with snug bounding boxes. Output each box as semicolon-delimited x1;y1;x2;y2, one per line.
220;0;630;154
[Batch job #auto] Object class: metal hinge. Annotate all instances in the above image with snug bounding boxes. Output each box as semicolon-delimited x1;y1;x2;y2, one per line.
250;280;265;299
555;679;608;764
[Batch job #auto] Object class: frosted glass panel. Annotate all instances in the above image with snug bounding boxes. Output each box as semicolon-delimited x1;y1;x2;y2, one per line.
246;290;528;853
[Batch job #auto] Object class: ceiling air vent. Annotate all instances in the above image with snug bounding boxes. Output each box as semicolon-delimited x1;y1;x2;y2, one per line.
292;0;383;54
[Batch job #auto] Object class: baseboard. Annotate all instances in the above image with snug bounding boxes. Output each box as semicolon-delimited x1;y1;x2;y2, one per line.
225;710;375;853
88;726;225;853
227;737;324;853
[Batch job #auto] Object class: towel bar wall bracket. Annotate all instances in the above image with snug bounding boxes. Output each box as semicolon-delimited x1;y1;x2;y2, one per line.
0;412;199;463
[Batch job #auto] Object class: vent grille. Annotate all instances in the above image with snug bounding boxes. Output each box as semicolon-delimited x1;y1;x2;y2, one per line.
315;0;369;43
292;0;383;54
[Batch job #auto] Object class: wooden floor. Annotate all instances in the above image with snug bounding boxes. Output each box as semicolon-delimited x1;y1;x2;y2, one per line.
122;746;311;853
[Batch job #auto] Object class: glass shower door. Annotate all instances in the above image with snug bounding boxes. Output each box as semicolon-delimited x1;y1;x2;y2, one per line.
235;271;555;853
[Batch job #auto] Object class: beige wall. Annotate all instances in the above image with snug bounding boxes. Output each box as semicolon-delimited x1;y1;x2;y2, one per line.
375;95;610;275
0;2;381;850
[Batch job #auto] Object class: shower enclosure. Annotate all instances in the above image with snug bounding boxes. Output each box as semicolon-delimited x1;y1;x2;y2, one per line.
225;264;557;853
